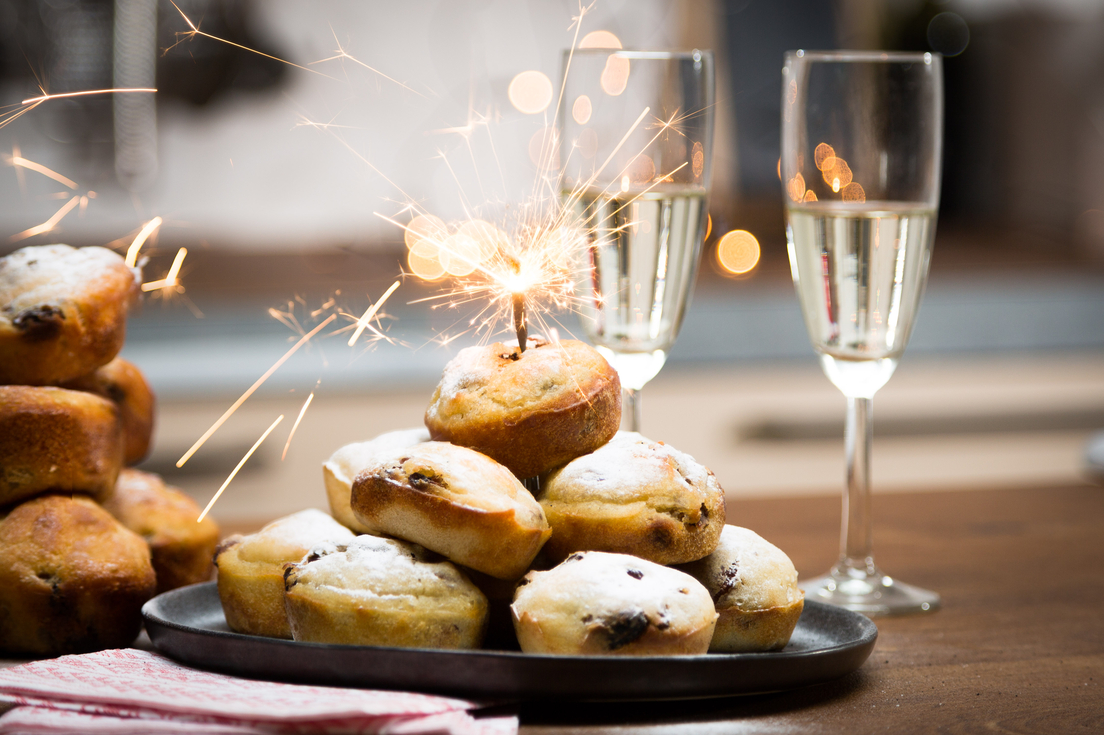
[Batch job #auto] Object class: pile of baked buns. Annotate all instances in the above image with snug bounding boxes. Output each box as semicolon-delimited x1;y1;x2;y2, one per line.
0;244;219;658
218;336;804;656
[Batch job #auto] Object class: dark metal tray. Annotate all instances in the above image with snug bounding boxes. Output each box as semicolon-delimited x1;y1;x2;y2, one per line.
143;582;877;701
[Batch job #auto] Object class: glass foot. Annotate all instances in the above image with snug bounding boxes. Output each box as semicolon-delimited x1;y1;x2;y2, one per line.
802;560;941;616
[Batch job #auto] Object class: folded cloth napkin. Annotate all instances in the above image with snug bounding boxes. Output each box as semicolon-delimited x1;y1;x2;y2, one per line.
0;649;516;735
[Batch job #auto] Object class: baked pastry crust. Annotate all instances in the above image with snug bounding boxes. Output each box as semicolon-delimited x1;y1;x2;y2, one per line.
323;428;430;533
349;442;551;580
538;432;726;565
0;494;156;656
0;385;124;508
214;509;355;638
511;551;717;656
64;357;155;466
424;338;621;478
675;525;804;652
0;244;140;385
102;469;220;594
284;535;488;649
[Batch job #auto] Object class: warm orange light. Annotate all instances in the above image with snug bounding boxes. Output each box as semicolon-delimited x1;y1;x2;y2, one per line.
405;214;447;250
821;157;852;190
705;214;712;241
814;143;836;170
786;173;806;202
508;70;553;114
717;230;761;275
842;182;866;202
777;158;781;181
803;190;818;202
600;54;630;96
692;141;704;180
579;30;622;49
572;95;592;125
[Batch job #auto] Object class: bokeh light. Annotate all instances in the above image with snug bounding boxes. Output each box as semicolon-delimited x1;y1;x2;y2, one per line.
600;54;630;96
572;95;592;125
408;238;446;280
814;143;836;170
842;182;866;203
716;230;761;275
404;214;447;250
692;141;705;180
579;30;622;49
508;70;553;114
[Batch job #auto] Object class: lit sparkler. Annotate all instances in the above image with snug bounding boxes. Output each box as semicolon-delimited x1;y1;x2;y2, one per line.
141;246;187;292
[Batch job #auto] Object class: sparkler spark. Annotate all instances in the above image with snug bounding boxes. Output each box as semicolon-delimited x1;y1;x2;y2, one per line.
6;155;77;189
176;314;337;468
347;281;400;347
141;246;187;292
197;414;285;523
9;195;80;242
127;217;163;267
281;389;316;461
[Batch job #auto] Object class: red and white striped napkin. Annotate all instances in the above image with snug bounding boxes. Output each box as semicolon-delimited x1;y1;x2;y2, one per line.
0;649;516;735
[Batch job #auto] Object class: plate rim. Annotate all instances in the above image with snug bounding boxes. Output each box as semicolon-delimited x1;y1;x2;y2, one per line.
143;582;877;700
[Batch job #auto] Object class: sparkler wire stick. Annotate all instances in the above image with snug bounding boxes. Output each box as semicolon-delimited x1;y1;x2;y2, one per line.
176;313;337;468
197;414;284;523
513;292;528;351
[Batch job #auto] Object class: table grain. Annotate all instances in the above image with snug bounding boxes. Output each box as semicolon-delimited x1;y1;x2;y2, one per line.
516;485;1104;733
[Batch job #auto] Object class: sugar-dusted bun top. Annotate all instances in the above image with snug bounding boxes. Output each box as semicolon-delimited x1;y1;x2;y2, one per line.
353;441;546;524
234;509;355;564
543;431;719;506
290;535;482;604
511;550;717;655
0;244;139;316
425;338;621;478
678;525;802;612
324;428;431;490
428;338;616;416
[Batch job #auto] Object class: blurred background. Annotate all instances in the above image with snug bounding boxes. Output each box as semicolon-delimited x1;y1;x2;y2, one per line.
0;0;1101;522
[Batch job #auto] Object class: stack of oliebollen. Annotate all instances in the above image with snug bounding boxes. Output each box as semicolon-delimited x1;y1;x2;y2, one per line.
0;244;218;658
218;336;805;656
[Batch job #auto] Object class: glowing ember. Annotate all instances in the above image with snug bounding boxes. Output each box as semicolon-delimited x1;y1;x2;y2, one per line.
141;247;187;292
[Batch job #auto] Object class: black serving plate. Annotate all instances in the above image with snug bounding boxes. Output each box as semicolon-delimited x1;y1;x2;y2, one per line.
143;582;876;701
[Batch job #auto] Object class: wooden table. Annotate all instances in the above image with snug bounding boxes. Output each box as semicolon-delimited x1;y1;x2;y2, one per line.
517;485;1104;733
3;485;1102;732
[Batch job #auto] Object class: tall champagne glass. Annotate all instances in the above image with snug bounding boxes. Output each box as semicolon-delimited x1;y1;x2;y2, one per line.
781;50;942;615
560;50;714;432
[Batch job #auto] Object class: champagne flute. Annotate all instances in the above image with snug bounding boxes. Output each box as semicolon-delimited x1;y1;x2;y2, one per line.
560;49;714;432
781;50;942;615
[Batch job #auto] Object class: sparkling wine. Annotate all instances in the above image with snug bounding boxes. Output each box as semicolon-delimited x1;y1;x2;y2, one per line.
566;185;708;390
786;201;936;396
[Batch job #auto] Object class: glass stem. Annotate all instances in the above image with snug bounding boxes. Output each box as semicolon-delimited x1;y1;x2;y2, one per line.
624;388;642;433
841;396;876;574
